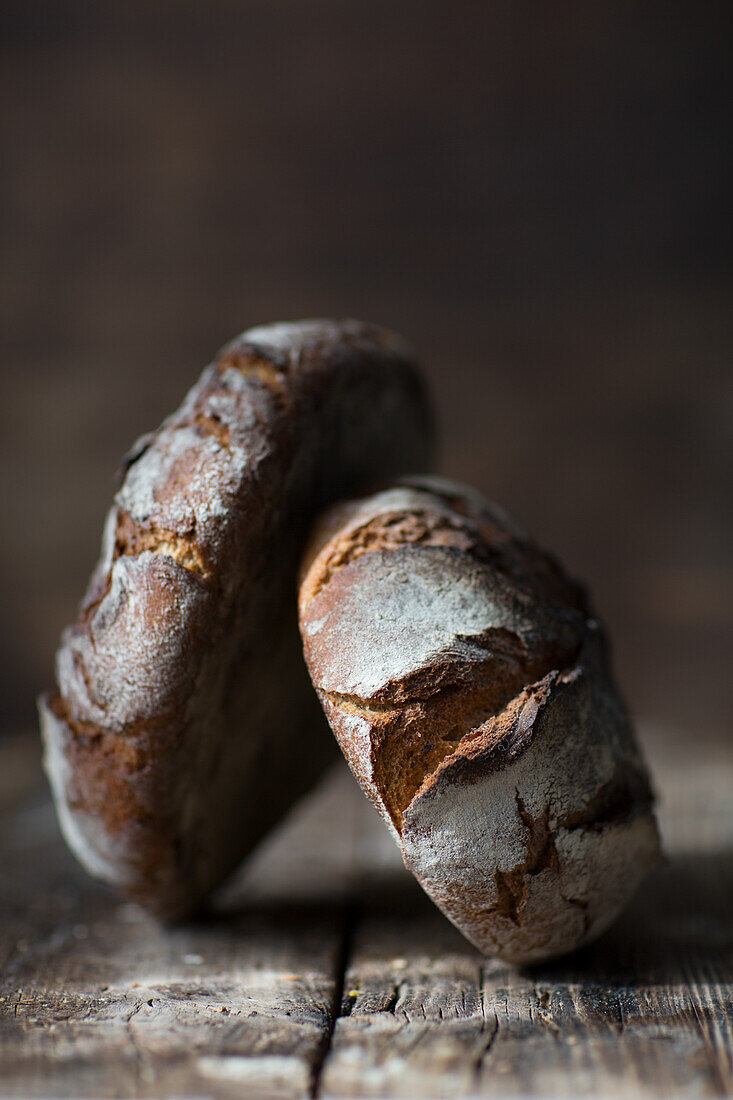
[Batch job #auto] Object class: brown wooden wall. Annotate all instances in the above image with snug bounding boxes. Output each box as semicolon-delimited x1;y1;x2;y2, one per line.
1;0;730;740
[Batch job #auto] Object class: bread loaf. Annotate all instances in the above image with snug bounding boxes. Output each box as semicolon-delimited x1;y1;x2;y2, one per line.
298;478;660;963
39;320;433;918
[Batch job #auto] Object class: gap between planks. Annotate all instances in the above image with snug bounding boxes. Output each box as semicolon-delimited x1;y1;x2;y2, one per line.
310;905;356;1098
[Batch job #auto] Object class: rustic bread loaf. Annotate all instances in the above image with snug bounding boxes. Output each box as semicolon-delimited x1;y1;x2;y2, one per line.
39;320;433;919
298;478;660;963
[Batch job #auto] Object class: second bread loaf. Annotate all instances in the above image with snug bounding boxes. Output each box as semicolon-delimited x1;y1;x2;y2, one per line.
298;477;660;963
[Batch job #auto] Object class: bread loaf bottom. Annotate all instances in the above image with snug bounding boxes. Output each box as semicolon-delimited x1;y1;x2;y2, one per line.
40;320;433;918
298;477;659;963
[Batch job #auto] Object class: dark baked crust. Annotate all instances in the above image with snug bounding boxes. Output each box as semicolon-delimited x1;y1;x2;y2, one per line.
39;320;433;918
298;478;660;962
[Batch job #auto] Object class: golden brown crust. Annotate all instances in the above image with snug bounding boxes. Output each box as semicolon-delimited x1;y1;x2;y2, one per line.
299;507;483;611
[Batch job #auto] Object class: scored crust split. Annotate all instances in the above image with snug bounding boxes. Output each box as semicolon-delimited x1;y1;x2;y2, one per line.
298;478;660;963
39;320;433;919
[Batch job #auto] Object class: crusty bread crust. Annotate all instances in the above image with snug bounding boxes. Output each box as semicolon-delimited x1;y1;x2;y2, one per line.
298;478;660;963
39;320;433;918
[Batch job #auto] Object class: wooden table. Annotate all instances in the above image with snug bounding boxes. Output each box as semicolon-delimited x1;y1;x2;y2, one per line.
1;726;731;1098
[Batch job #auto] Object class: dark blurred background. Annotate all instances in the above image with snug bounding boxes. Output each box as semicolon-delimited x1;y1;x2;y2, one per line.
1;1;730;743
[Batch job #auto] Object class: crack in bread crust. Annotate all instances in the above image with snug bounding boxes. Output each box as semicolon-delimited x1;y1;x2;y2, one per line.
193;410;231;447
113;510;210;580
48;695;156;830
324;633;578;834
300;510;485;609
215;350;287;395
485;795;560;925
480;777;648;935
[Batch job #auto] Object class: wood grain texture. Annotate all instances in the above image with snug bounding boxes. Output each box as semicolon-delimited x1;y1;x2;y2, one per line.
0;725;731;1098
321;850;733;1098
0;739;345;1099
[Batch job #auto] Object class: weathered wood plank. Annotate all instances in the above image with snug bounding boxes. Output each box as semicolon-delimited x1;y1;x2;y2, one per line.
0;780;346;1099
471;849;733;1097
319;727;733;1098
320;891;490;1098
0;724;731;1098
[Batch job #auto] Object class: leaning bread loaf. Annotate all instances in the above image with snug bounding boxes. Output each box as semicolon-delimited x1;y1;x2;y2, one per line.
298;478;660;963
39;320;433;918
